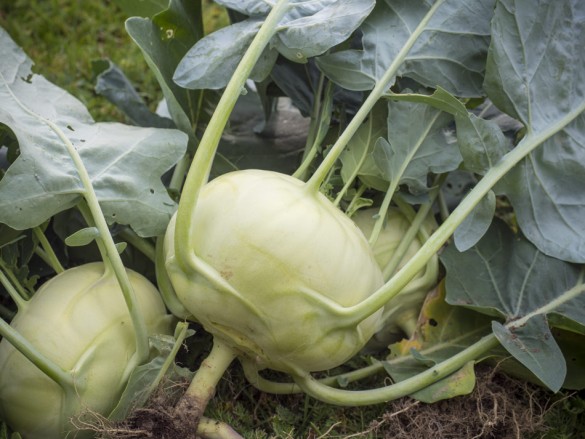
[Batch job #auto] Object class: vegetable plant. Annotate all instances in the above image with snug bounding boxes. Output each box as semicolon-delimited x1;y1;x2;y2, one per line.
1;0;584;437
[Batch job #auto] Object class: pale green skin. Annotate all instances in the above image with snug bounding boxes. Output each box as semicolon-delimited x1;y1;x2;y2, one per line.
0;262;173;439
165;169;384;374
352;208;438;343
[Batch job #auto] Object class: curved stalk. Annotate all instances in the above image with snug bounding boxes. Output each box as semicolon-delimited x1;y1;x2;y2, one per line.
293;334;499;406
241;360;384;395
0;269;28;311
0;317;74;389
0;259;30;300
304;0;446;195
32;227;64;273
155;239;192;320
175;0;291;273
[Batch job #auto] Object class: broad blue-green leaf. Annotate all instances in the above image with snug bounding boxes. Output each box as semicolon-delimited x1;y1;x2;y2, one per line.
492;318;565;392
272;0;375;63
317;0;495;97
455;113;509;175
441;220;585;390
93;59;174;128
173;18;278;89
126;0;212;144
215;0;271;16
174;0;375;89
374;100;461;194
486;0;585;263
453;190;496;251
385;88;510;175
0;27;188;237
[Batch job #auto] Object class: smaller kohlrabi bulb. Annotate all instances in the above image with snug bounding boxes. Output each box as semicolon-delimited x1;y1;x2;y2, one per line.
164;169;384;374
0;262;173;439
353;207;438;345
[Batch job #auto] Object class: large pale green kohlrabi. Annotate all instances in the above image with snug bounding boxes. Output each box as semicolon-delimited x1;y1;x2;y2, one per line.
0;262;173;439
164;169;384;374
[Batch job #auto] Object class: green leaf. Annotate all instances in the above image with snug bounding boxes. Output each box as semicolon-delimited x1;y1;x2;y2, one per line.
125;0;211;142
453;190;496;252
64;227;100;247
441;220;585;390
0;27;188;237
93;59;174;128
455;113;509;175
486;0;585;263
174;0;375;89
373;100;461;195
215;0;271;16
272;0;375;63
317;0;495;97
492;318;566;392
173;18;273;89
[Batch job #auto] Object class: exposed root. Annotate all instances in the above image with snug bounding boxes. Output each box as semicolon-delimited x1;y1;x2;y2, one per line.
362;366;551;439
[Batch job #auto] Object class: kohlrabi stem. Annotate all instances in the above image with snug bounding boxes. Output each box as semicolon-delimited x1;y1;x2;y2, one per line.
381;190;438;280
174;338;237;432
32;227;64;273
293;333;499;406
155;238;192;320
0;317;74;389
303;0;446;195
293;78;332;181
2;79;152;364
344;99;585;325
241;360;384;395
0;269;28;311
0;259;30;300
175;0;291;272
333;115;374;207
197;417;243;439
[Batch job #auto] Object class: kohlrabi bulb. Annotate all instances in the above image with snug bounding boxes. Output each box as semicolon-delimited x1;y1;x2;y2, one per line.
164;169;384;374
352;207;438;344
0;262;173;439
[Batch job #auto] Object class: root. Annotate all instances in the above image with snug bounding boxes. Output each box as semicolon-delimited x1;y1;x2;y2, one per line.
362;366;551;439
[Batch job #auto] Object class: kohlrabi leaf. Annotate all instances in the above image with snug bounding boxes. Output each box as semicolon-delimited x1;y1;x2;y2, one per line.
174;0;375;89
339;104;387;190
385;284;493;402
441;219;585;391
215;0;271;16
486;0;585;263
316;0;495;97
125;0;212;144
0;27;188;237
172;18;276;89
492;318;566;392
373;100;461;195
453;190;496;252
93;59;174;128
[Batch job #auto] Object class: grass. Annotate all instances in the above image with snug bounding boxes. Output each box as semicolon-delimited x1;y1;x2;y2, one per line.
1;1;584;438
